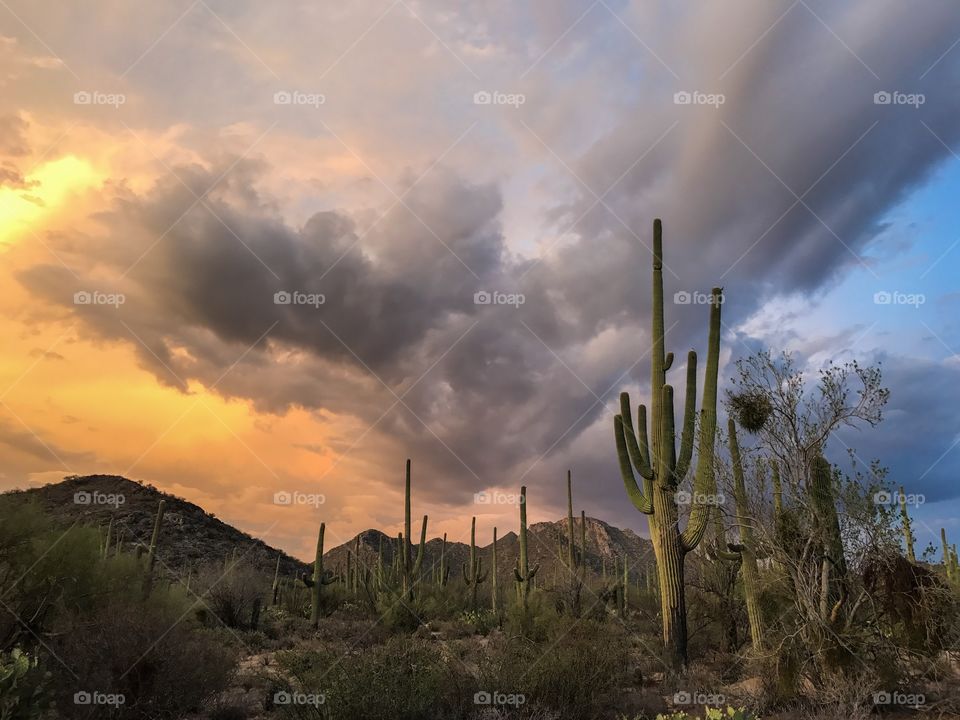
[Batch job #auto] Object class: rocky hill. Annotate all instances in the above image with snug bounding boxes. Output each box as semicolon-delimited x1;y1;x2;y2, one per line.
4;474;308;579
322;517;655;589
3;475;654;587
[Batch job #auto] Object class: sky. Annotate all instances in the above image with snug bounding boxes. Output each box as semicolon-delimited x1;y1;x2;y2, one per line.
1;0;959;561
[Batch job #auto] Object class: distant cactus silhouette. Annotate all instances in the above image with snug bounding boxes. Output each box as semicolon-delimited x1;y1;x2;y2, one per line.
271;552;281;605
613;218;722;668
462;516;487;607
491;527;499;615
303;522;336;627
436;533;450;586
143;499;166;597
399;459;428;601
559;471;588;615
513;485;539;609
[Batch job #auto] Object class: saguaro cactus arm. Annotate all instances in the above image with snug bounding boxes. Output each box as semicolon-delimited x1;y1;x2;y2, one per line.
615;410;654;513
680;287;722;553
673;352;698;482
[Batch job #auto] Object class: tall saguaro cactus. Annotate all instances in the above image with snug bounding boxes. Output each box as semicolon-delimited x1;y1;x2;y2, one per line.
613;218;722;668
143;499;166;597
271;552;282;605
463;516;487;607
303;522;336;627
492;527;499;614
514;486;539;609
400;459;428;601
898;486;916;563
727;418;765;652
437;533;450;586
560;471;588;615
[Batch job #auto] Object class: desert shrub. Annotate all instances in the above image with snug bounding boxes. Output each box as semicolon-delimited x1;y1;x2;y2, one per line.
643;709;759;720
0;500;108;649
503;591;559;641
277;578;312;619
0;497;237;719
196;560;269;629
374;590;424;633
460;608;498;635
276;636;473;720
51;592;237;719
418;581;469;620
479;620;632;720
0;647;54;719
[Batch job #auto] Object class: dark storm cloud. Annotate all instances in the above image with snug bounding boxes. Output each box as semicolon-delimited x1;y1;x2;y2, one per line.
14;0;960;514
833;354;960;504
525;0;960;353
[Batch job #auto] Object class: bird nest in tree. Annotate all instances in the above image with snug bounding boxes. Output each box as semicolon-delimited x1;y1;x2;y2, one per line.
728;391;772;433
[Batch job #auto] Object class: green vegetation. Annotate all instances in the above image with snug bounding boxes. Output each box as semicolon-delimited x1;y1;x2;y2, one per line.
613;218;723;668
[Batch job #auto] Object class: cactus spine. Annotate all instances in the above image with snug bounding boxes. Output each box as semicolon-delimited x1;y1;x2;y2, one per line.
899;486;916;563
304;522;336;627
143;499;166;597
513;485;540;609
727;418;765;652
613;218;722;668
463;516;487;607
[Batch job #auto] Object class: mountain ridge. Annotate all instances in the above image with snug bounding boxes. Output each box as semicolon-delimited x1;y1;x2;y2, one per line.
3;475;655;585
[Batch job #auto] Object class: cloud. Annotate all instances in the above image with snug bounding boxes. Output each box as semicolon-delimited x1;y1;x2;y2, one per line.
6;0;960;532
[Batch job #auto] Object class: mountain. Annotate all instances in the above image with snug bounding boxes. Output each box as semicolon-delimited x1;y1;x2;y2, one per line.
3;475;654;588
323;517;655;589
3;474;308;578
